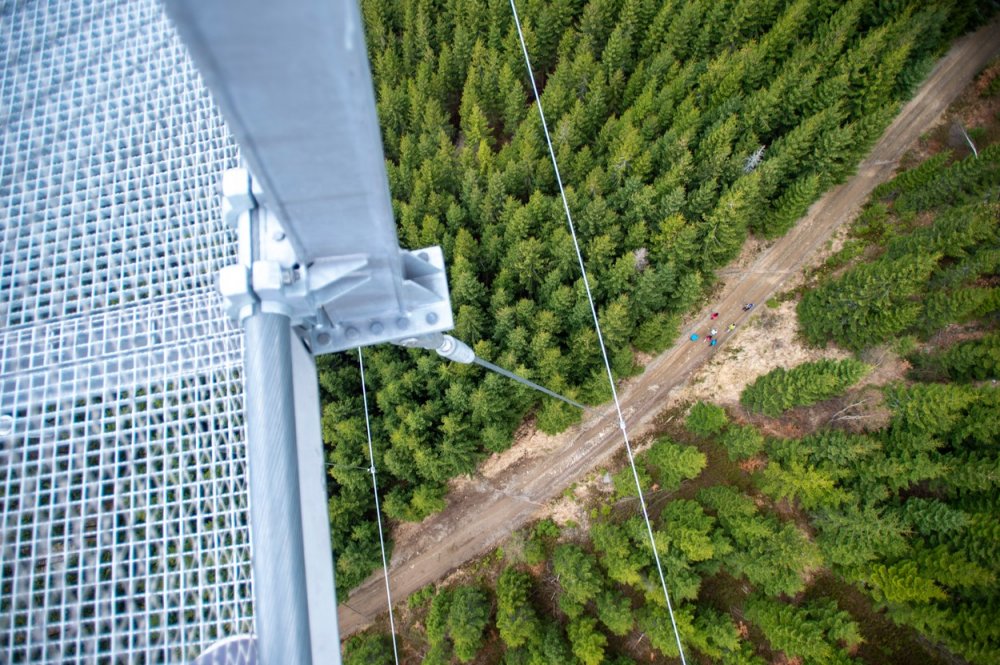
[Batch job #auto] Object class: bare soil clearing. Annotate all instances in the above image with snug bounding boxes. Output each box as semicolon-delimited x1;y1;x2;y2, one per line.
674;299;853;408
339;19;1000;635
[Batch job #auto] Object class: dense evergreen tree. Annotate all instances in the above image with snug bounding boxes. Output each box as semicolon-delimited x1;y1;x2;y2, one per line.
798;147;999;352
797;252;939;350
815;504;909;571
645;437;707;490
740;358;870;416
720;423;765;461
883;382;982;439
757;459;849;510
686;400;729;436
638;603;688;659
348;48;1000;662
595;590;634;637
496;567;542;649
745;595;861;664
786;134;1000;661
698;485;821;596
450;586;492;662
552;543;604;617
424;584;492;664
567;616;607;665
591;520;647;586
343;633;395;665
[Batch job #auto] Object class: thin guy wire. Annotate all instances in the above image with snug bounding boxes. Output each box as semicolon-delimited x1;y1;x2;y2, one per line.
358;348;400;665
507;2;688;662
472;356;597;414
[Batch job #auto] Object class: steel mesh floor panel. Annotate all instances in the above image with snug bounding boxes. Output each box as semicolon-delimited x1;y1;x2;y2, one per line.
1;0;253;661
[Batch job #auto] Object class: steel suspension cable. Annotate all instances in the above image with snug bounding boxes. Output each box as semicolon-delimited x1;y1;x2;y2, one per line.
472;356;597;414
357;348;400;665
507;2;688;661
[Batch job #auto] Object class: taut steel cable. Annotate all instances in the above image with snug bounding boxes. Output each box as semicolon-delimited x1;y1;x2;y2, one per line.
507;1;688;661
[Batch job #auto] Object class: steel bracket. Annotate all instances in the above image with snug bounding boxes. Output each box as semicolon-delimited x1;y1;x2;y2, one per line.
217;167;454;353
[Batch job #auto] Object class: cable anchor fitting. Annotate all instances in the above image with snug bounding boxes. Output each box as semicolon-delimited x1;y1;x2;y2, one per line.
215;167;457;354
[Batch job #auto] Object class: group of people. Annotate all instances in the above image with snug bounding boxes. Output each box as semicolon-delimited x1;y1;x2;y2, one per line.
689;304;753;347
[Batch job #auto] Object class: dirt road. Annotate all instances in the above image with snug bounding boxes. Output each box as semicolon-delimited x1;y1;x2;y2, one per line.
339;19;1000;635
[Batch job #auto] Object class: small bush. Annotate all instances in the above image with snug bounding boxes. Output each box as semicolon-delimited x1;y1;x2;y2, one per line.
645;438;707;489
408;584;436;609
720;424;765;461
533;518;560;539
343;632;395;665
612;462;652;499
686;401;729;436
524;518;560;565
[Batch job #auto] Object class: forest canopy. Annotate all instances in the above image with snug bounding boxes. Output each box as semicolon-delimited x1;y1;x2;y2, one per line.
346;100;1000;662
321;0;995;591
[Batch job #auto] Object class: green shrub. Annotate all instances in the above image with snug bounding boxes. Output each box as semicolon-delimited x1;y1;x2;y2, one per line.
408;584;435;609
686;401;729;436
720;424;765;461
645;438;707;489
524;519;560;565
612;462;652;499
343;633;395;665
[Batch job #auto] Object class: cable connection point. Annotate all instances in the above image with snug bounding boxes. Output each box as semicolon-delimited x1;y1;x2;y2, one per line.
399;333;594;412
437;335;476;364
394;333;475;364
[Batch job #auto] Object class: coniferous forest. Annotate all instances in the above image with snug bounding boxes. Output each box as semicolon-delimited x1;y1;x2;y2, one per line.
320;0;998;611
342;65;1000;663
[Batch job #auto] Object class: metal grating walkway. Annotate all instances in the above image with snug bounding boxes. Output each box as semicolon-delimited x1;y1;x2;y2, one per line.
1;0;254;661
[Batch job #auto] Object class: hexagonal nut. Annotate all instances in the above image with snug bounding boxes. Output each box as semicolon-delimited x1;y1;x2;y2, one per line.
217;264;257;318
221;197;246;229
221;168;255;220
251;260;286;299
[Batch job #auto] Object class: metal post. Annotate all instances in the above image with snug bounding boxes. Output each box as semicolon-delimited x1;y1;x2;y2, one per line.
243;312;313;665
291;337;342;664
